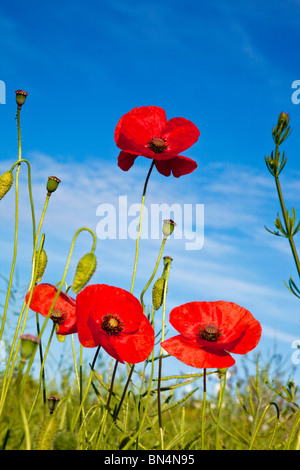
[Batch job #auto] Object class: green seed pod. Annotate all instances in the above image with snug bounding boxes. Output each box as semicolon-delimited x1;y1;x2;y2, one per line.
72;252;97;294
20;334;40;362
52;431;78;450
46;176;61;194
35;249;48;283
15;90;28;107
162;219;176;238
0;171;13;200
152;277;166;311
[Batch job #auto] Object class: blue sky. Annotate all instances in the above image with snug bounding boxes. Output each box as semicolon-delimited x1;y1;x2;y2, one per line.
0;0;300;386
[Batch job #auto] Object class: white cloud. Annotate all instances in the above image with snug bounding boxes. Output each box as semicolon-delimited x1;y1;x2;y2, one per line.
1;151;299;361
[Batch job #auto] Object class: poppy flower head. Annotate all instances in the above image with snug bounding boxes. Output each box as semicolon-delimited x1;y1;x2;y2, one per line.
76;284;155;364
25;283;77;336
115;106;200;178
161;300;262;369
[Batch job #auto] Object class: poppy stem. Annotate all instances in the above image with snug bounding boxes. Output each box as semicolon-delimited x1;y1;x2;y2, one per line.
157;257;171;449
36;313;46;409
201;368;207;450
140;237;166;310
95;360;119;449
91;346;101;370
114;364;134;421
130;160;155;294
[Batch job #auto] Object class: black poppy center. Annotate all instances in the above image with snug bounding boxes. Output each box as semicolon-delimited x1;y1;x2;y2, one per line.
198;324;222;342
147;137;168;153
50;309;66;324
101;314;124;337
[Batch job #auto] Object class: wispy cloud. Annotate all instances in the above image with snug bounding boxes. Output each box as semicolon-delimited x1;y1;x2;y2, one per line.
1;151;299;357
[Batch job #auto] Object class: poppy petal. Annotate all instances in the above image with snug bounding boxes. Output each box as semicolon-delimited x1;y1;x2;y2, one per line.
109;315;155;364
115;106;167;157
118;151;138;171
75;284;155;364
155;155;197;178
25;284;77;335
161;117;200;155
161;335;235;369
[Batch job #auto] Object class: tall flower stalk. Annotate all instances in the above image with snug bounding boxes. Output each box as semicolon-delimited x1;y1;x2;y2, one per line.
265;112;300;299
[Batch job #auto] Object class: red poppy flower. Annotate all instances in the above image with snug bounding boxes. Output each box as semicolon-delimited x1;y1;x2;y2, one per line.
161;301;262;369
25;283;77;335
115;106;200;178
76;284;155;364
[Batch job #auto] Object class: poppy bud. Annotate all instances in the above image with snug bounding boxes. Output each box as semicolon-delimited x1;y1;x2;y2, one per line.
0;171;13;200
162;219;176;238
20;334;40;362
15;90;28;107
47;395;60;415
72;252;97;294
278;112;289;127
52;431;78;450
35;249;48;283
152;277;166;311
46;176;61;195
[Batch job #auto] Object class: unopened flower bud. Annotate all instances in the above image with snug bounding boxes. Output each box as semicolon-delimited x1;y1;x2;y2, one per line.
20;334;40;361
162;219;176;238
47;176;61;195
0;171;13;200
53;431;78;450
35;249;48;283
152;277;166;311
15;90;28;107
47;395;60;415
278;112;289;127
72;252;97;294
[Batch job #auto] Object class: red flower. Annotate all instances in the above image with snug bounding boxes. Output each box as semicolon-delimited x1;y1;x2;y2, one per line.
115;106;200;178
25;284;77;335
161;301;262;369
76;284;155;364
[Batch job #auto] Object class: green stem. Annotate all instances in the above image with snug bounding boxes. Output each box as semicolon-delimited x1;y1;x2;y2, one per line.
71;346;101;432
27;324;55;422
130;160;154;294
95;359;118;449
36;313;46;409
16;360;31;450
157;258;171;449
201;368;207;450
215;372;226;449
274;175;300;277
140;237;166;310
0;206;49;418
